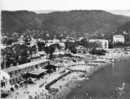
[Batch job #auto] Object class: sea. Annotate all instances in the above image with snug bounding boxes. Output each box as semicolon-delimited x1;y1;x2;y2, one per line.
64;56;130;99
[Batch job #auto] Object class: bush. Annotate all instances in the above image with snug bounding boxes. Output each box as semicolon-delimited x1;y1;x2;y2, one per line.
89;48;106;55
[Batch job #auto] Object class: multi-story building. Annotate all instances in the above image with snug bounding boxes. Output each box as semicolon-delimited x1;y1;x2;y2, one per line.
113;35;125;44
89;39;109;49
2;59;49;86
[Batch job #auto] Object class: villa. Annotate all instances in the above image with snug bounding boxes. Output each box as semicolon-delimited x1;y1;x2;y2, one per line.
113;35;125;44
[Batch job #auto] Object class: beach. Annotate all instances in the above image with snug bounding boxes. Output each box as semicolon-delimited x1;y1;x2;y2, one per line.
34;48;128;99
64;53;130;99
3;48;130;99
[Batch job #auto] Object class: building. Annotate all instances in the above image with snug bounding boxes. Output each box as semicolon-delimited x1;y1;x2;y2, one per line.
76;46;87;54
46;39;60;46
113;35;125;44
89;39;109;49
124;46;130;51
3;59;49;85
0;70;10;90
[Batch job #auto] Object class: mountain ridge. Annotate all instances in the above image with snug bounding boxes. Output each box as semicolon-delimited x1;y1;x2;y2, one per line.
2;10;130;39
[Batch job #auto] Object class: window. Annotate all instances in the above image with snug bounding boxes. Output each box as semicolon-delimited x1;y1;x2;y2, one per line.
35;65;38;69
9;80;12;85
9;72;13;77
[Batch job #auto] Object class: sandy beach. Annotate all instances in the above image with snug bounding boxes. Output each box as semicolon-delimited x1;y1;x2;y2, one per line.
62;50;130;99
52;48;130;99
3;48;130;99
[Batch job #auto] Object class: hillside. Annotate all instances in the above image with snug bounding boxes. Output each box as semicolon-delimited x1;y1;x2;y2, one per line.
117;21;130;32
1;10;130;39
116;21;130;41
2;11;42;36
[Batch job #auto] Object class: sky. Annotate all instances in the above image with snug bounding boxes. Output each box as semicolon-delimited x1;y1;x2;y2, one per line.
1;0;130;16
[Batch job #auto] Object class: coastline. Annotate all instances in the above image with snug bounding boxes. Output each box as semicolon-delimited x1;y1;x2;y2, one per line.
3;48;130;99
55;64;111;99
54;49;130;99
64;54;130;99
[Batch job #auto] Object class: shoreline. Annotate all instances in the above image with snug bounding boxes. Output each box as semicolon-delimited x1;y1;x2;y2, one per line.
54;49;130;99
3;48;130;99
64;54;130;99
54;63;110;99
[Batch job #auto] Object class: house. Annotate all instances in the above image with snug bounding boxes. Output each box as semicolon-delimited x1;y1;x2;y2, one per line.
113;35;125;44
89;39;109;49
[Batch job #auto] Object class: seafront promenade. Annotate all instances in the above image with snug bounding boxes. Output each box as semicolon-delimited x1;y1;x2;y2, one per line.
2;48;130;99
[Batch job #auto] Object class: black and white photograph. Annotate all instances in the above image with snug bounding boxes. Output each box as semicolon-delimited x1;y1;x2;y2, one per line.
1;0;130;99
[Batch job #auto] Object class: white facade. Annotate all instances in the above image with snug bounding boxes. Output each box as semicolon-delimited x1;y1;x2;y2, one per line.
89;39;109;49
46;39;60;46
113;35;125;44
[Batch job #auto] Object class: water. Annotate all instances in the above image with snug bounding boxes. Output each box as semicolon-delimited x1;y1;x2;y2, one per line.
65;56;130;99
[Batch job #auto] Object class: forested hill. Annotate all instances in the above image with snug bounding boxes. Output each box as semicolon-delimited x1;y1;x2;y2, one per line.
2;10;130;39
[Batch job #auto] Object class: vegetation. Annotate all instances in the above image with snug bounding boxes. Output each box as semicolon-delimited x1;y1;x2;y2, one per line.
1;10;130;69
44;63;56;74
65;41;77;53
2;10;130;39
1;44;32;68
89;48;107;55
44;45;55;59
37;41;45;51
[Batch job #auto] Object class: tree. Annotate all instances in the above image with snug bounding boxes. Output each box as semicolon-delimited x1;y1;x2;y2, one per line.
12;44;30;64
88;42;98;49
37;41;45;51
79;38;88;48
89;48;106;55
2;37;15;45
108;40;113;48
2;47;16;68
65;41;77;54
69;46;77;54
44;63;56;73
44;45;55;59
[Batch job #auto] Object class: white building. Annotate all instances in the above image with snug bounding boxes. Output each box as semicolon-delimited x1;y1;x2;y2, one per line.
89;39;109;49
46;39;60;46
3;59;49;85
113;35;125;44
